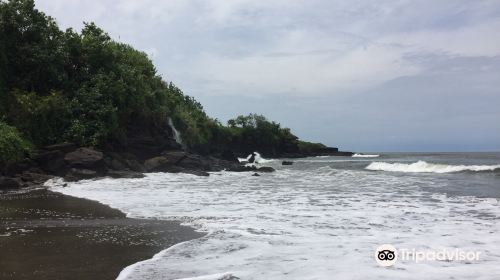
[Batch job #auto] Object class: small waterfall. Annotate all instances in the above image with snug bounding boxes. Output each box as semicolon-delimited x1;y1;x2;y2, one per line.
168;117;183;146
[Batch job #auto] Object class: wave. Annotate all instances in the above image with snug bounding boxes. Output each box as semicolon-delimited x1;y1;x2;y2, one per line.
237;152;274;164
352;153;379;158
366;160;500;173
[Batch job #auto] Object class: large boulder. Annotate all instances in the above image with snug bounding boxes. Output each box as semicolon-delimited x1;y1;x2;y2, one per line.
161;150;188;163
125;159;145;172
144;156;175;172
64;148;104;171
176;154;211;171
219;150;239;162
34;150;66;175
105;152;145;172
0;176;21;189
32;143;78;175
65;168;97;181
19;172;52;185
42;142;77;154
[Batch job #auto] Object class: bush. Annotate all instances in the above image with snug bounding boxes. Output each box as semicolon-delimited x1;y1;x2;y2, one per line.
0;121;33;167
7;90;71;145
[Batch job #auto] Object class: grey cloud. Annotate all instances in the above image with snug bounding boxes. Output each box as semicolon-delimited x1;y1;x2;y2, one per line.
34;0;500;151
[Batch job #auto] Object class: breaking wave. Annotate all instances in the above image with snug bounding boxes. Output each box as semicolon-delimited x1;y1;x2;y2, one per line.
352;153;379;158
366;160;500;173
237;152;274;164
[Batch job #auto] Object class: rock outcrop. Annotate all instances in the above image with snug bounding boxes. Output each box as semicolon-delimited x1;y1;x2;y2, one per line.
0;176;21;189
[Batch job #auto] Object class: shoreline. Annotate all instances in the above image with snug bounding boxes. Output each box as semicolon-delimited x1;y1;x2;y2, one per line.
0;188;204;280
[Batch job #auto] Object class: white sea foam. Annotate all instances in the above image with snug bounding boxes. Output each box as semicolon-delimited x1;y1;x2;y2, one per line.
49;165;500;280
237;152;274;164
366;160;500;173
352;153;380;158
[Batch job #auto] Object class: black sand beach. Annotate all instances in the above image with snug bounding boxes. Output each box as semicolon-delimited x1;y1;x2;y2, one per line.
0;189;204;280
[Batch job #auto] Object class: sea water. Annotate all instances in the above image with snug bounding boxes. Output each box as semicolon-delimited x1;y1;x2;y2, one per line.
49;153;500;279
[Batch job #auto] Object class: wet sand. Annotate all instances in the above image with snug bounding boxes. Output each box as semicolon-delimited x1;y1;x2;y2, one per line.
0;189;204;280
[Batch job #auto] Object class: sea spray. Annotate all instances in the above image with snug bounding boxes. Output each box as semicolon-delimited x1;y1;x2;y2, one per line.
237;152;274;164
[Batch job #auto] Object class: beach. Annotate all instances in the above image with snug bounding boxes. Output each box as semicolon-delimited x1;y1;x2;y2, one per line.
0;189;203;280
49;153;500;279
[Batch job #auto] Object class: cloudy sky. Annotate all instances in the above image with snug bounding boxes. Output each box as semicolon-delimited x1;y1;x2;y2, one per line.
35;0;500;151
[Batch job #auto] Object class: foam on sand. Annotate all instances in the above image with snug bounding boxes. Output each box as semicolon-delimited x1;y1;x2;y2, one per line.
49;167;500;280
366;160;500;173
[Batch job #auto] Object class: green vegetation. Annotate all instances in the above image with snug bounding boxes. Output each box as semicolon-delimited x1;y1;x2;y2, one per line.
224;114;300;156
0;0;328;165
297;141;327;154
0;121;32;168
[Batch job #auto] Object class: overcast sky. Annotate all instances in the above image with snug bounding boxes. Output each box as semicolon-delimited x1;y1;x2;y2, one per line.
35;0;500;152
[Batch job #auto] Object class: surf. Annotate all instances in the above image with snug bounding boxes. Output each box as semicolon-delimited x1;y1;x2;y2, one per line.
366;160;500;173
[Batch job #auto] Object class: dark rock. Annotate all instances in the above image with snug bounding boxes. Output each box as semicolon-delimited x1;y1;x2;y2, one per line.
317;147;339;153
248;153;256;163
19;172;52;184
109;157;127;170
105;152;145;172
104;153;124;171
227;165;257;172
33;150;67;175
332;151;355;156
204;157;241;172
176;154;211;171
220;150;239;162
65;168;97;181
161;150;188;163
106;170;145;179
122;119;183;160
4;159;37;176
282;161;293;165
144;156;175;172
257;167;275;173
64;148;104;171
125;159;145;172
252;173;260;177
0;176;21;189
42;142;77;154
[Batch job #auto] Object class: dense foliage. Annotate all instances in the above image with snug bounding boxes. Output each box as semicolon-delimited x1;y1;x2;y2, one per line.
0;0;326;164
0;0;210;147
0;121;32;168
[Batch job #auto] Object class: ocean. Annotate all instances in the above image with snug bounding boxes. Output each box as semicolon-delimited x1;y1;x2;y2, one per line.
49;153;500;279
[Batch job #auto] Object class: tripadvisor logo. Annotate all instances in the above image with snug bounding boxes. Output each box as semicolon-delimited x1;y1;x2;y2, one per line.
374;244;482;267
375;244;397;267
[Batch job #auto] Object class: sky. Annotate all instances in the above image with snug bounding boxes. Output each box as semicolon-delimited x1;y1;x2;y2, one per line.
34;0;500;152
